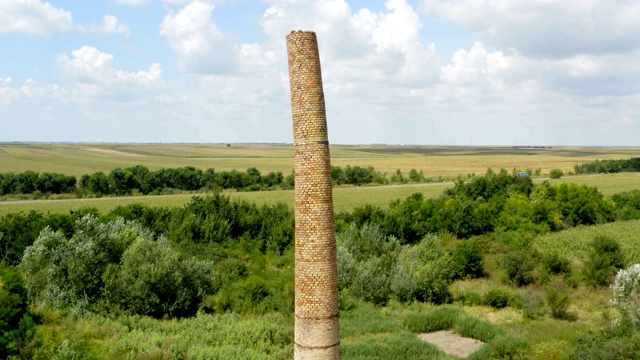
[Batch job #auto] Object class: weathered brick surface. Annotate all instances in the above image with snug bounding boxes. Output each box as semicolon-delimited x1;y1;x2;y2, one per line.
286;30;340;359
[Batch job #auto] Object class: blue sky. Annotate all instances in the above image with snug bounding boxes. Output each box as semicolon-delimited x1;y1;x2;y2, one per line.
1;0;640;146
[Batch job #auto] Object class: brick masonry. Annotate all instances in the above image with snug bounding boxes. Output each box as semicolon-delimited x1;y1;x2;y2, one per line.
286;30;340;359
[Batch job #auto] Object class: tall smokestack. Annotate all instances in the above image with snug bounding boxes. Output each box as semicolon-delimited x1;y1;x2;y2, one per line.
286;30;340;359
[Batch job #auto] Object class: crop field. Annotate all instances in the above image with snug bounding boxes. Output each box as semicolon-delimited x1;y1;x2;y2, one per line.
535;219;640;263
1;143;639;178
0;183;451;216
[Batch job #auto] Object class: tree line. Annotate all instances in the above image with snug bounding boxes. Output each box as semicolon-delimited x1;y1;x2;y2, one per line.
574;157;640;174
0;165;435;197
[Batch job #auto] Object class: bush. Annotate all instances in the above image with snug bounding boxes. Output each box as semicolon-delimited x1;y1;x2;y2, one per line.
543;253;572;275
451;239;485;279
583;235;625;287
0;264;29;358
546;281;576;321
392;234;453;304
549;169;564;179
611;264;640;327
105;236;213;317
483;289;512;309
501;250;537;287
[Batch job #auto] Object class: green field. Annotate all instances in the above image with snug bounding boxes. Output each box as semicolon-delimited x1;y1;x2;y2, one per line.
2;143;639;178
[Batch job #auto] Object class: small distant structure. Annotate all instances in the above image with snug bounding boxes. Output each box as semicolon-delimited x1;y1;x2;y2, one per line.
516;172;530;177
226;143;231;148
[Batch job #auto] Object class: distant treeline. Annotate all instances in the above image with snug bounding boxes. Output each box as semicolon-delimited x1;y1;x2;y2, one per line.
0;171;76;195
0;165;435;197
574;157;640;174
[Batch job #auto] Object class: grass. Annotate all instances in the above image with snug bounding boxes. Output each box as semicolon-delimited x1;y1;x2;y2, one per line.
0;184;452;216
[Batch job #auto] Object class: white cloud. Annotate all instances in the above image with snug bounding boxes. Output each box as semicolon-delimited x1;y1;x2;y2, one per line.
425;0;640;58
159;1;235;73
0;0;129;37
57;46;164;100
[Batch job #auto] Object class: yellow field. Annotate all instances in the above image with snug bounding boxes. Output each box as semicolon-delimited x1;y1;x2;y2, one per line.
1;143;639;178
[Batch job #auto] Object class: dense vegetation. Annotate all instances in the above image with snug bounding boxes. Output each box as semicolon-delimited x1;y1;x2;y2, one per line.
2;170;640;358
574;157;640;174
0;165;435;198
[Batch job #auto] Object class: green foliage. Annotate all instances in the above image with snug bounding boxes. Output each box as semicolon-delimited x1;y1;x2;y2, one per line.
501;250;537;287
455;315;504;343
546;281;576;321
451;239;485;279
574;157;640;175
393;234;453;304
543;253;572;275
105;236;213;318
549;168;564;179
0;264;29;358
583;235;625;287
566;322;640;360
21;215;213;318
483;289;512;309
337;223;400;305
612;190;640;220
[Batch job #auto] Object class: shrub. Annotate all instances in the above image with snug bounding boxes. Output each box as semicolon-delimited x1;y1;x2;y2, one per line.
522;290;544;320
583;235;625;287
392;234;453;304
543;253;572;275
484;289;511;309
611;264;640;327
546;281;576;321
549;169;564;179
106;236;213;317
501;250;537;287
451;239;485;279
0;264;29;358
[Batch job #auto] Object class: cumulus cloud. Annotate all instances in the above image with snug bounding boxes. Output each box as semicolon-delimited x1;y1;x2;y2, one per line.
0;0;129;37
57;46;164;100
425;0;640;58
159;1;235;73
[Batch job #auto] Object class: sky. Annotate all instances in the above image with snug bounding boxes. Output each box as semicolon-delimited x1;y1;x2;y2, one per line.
1;0;640;146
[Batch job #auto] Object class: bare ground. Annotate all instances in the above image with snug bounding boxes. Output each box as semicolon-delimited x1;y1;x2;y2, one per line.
418;331;485;359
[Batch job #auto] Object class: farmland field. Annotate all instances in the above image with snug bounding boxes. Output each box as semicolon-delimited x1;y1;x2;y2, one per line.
2;143;640;216
1;143;639;178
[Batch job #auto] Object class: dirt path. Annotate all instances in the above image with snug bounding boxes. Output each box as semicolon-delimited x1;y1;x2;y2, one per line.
418;331;484;358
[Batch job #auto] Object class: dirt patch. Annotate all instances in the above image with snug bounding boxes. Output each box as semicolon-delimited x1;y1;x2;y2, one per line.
418;330;484;358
